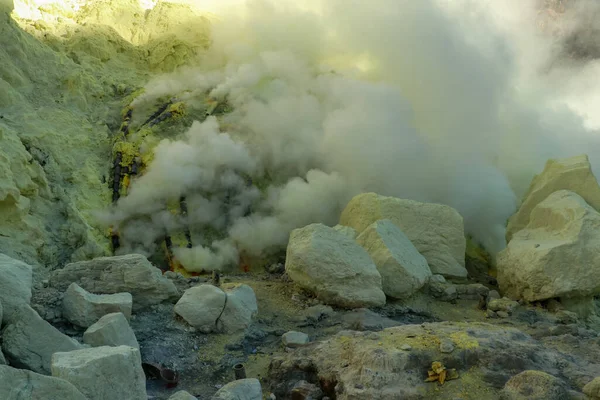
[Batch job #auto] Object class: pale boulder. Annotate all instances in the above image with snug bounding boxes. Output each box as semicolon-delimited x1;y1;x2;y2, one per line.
497;190;600;302
83;312;139;349
169;391;198;400
213;378;263;400
583;376;600;399
62;282;132;328
218;284;258;333
0;365;87;400
356;219;431;298
49;254;179;311
339;193;467;278
51;346;146;400
506;154;600;242
174;284;226;333
2;304;83;374
285;223;386;308
0;253;32;325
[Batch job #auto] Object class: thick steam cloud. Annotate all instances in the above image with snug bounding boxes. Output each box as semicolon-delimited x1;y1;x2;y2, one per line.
103;0;600;272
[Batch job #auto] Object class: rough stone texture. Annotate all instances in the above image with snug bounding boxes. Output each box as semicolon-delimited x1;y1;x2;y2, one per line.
213;378;263;400
0;350;5;365
583;377;600;399
83;312;139;349
174;284;226;333
339;193;467;278
356;219;431;299
332;224;357;240
488;298;520;314
2;304;83;374
497;190;600;302
62;282;132;328
49;254;179;311
267;321;600;400
169;390;198;400
285;223;386;308
0;253;32;325
0;365;87;400
506;154;600;242
501;370;569;400
51;345;147;400
282;331;310;348
218;284;258;333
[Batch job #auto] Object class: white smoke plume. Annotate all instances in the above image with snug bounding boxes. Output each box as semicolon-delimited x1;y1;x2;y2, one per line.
103;0;600;272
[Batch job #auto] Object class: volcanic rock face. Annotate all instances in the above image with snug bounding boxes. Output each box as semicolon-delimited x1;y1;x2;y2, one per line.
498;190;600;302
340;193;467;278
285;223;386;308
0;253;33;325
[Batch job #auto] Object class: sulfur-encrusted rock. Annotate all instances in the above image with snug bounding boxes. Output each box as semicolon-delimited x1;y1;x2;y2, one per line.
285;223;386;308
282;331;310;348
218;284;258;333
62;282;132;328
0;253;32;325
0;365;87;400
339;193;467;278
501;370;568;400
49;254;179;311
333;224;357;240
583;376;600;399
83;312;139;349
213;378;263;400
51;346;146;400
174;284;226;333
497;190;600;302
2;304;83;374
356;219;431;299
506;154;600;242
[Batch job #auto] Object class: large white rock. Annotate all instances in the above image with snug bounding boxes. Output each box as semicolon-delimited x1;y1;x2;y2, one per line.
356;220;432;298
0;365;87;400
51;345;147;400
285;223;386;308
0;253;32;325
497;190;600;302
506;154;600;242
339;193;467;278
2;304;83;374
50;254;179;311
63;282;132;328
218;284;258;333
83;312;139;349
174;284;226;333
213;378;263;400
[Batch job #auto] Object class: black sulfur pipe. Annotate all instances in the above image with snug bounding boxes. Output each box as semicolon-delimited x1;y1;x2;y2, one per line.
233;364;246;380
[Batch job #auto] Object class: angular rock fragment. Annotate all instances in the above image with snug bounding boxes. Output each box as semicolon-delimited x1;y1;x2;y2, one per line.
2;304;83;374
583;376;600;399
356;219;431;299
282;331;310;348
63;282;132;328
340;193;467;278
0;350;5;365
174;284;226;333
0;365;87;400
333;224;357;240
285;223;386;308
49;254;179;311
506;154;600;242
213;378;263;400
0;253;33;325
83;312;139;349
51;345;146;400
488;298;519;314
497;190;600;302
218;284;258;334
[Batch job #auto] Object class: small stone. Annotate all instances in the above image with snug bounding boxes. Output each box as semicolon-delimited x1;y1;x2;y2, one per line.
583;376;600;399
282;331;310;348
439;339;455;353
168;390;197;400
485;310;498;319
83;312;139;349
400;344;412;351
213;378;262;400
555;310;579;325
488;298;519;314
430;274;446;284
497;311;510;318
